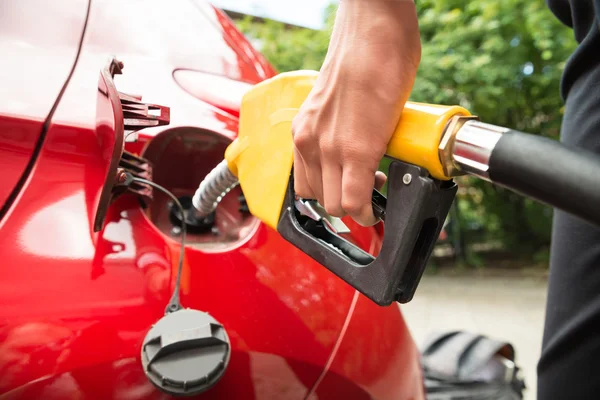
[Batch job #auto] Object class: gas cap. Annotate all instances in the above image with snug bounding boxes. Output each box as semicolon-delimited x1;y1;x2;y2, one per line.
141;309;230;396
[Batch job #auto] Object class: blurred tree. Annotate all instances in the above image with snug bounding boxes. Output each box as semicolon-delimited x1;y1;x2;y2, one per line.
235;5;337;72
411;0;576;255
235;0;577;258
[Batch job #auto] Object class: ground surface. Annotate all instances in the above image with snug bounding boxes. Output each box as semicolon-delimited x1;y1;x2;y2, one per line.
401;267;548;400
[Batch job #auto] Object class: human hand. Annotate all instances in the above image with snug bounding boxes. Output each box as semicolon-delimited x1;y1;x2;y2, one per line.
292;0;421;226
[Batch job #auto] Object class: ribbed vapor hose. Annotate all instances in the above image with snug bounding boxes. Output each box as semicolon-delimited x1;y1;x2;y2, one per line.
192;160;239;217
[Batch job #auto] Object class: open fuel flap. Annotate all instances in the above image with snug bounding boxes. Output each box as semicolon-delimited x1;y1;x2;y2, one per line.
93;57;170;232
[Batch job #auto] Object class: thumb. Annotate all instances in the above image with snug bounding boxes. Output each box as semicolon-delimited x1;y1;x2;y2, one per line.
375;171;387;192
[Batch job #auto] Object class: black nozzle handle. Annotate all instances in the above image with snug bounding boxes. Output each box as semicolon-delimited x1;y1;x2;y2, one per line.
487;131;600;227
277;160;457;305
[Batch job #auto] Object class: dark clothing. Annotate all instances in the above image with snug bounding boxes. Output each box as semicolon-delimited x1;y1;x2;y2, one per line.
546;0;600;100
538;1;600;399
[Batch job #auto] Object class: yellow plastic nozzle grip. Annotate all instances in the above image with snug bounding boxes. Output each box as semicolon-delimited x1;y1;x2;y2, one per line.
385;102;471;180
226;70;471;230
225;71;319;230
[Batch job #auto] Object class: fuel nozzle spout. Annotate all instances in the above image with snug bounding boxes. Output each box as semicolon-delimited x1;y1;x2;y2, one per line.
440;116;600;227
192;159;239;218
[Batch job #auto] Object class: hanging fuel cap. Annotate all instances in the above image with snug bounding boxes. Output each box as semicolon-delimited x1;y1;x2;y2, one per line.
141;309;231;396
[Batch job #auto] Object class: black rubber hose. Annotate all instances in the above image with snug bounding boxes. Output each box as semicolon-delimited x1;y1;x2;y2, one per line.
488;131;600;227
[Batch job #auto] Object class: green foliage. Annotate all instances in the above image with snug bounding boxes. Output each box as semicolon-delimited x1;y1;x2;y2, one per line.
235;5;337;73
414;1;574;137
411;0;576;253
235;0;577;258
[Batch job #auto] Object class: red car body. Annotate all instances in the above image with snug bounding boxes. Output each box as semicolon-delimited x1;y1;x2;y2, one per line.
0;1;424;399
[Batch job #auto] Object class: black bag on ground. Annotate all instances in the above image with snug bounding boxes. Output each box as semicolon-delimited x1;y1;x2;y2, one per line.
420;330;526;400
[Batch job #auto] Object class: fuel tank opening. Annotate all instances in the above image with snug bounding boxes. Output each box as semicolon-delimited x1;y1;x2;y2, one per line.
169;195;216;234
141;127;259;251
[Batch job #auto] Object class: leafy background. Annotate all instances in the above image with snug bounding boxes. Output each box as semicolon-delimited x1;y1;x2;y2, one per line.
235;0;577;266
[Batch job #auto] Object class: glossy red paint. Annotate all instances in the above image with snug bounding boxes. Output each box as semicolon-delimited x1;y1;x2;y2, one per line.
173;69;253;117
0;0;424;399
309;297;426;399
0;116;43;213
0;0;88;212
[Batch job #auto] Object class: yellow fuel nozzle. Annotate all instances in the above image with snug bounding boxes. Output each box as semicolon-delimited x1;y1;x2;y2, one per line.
190;70;480;305
223;70;472;230
211;69;600;306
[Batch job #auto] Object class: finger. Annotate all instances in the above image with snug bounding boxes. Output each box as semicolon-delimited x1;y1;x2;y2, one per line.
297;148;324;204
305;160;324;205
322;162;345;217
293;148;315;199
341;164;378;226
375;171;387;192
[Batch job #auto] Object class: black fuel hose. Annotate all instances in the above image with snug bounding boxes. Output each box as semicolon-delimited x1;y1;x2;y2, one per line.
487;131;600;227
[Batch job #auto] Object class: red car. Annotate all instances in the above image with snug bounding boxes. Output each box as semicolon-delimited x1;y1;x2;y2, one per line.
0;0;425;398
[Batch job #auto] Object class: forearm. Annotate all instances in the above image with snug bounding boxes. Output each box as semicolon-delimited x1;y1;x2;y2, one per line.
334;0;421;59
327;0;421;102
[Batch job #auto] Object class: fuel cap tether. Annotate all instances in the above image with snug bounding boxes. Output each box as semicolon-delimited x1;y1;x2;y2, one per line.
131;177;231;397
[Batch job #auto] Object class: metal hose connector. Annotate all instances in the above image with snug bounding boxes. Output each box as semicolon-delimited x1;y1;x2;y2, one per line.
192;160;239;217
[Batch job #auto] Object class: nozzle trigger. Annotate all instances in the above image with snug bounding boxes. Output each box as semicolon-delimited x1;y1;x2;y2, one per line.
294;198;351;234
